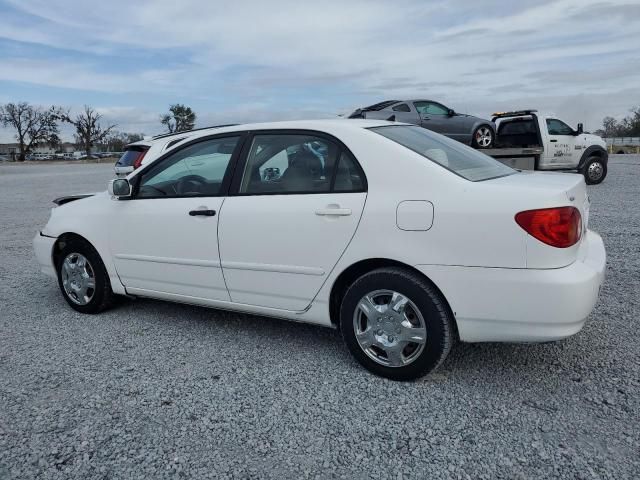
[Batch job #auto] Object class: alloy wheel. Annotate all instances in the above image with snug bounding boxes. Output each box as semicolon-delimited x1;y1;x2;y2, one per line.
475;127;493;147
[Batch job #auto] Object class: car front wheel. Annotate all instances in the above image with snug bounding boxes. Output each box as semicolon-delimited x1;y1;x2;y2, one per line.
472;125;494;149
56;238;114;313
340;267;455;381
581;156;607;185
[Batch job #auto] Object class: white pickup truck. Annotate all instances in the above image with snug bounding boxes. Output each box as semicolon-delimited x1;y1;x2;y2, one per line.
483;110;608;184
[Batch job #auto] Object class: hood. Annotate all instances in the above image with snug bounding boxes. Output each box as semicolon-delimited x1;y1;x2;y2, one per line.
580;133;606;147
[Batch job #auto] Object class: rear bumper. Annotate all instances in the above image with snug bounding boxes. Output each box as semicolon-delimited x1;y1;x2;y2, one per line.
33;232;57;279
416;230;606;342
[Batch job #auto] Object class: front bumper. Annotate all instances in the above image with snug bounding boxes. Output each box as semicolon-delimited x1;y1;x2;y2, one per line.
33;232;57;279
416;230;606;342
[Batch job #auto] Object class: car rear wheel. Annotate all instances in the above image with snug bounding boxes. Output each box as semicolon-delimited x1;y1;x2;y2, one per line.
472;125;494;149
340;267;454;381
56;238;114;313
581;156;607;185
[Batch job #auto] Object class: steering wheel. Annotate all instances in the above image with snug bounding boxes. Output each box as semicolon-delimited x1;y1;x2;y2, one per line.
175;175;207;195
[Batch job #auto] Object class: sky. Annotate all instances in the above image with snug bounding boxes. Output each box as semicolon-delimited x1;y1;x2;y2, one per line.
1;0;639;142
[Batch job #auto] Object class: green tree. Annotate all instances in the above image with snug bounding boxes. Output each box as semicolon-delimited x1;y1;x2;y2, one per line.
160;104;196;133
0;102;63;161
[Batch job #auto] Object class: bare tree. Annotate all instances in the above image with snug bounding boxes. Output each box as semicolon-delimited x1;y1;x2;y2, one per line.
62;106;116;157
602;116;619;138
0;102;63;161
160;104;196;133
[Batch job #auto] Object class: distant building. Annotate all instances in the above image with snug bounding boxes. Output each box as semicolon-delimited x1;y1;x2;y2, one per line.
0;143;20;161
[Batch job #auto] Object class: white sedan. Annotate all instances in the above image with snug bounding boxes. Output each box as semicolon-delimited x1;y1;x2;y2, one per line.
33;120;606;380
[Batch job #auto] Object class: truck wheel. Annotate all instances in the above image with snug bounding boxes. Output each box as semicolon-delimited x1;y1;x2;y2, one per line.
472;125;494;149
581;156;607;185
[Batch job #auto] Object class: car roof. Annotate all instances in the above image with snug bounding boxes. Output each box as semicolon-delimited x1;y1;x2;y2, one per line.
177;119;405;143
124;119;406;150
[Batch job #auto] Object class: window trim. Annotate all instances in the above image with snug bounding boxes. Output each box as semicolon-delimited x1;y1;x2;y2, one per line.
128;132;249;200
228;129;368;196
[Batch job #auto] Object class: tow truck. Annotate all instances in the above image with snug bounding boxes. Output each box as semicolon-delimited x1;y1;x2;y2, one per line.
483;110;608;184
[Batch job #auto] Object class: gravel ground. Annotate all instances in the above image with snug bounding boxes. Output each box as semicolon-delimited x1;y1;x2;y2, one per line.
1;157;638;479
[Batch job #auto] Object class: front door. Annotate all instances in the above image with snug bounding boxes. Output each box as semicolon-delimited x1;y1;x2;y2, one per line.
414;101;454;137
109;135;243;300
218;132;367;311
544;118;576;167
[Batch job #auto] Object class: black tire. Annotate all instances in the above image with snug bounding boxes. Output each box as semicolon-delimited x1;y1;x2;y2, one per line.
471;125;494;149
55;237;114;314
339;267;455;381
581;156;607;185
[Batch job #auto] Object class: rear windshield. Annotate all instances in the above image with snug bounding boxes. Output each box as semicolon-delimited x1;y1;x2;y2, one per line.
116;146;148;167
370;125;514;181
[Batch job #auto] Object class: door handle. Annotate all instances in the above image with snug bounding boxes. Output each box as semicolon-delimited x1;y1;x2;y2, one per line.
315;207;352;216
550;139;557;142
189;209;216;216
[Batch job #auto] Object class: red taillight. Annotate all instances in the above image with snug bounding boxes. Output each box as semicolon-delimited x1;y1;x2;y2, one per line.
515;207;582;248
133;150;148;169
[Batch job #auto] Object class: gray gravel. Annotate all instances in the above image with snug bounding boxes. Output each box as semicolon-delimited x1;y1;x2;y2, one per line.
1;157;639;479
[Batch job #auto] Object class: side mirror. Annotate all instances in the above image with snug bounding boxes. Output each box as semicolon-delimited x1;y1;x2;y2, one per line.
576;123;584;134
108;178;132;198
448;109;455;116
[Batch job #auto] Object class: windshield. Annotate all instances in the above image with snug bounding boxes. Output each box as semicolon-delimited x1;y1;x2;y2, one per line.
370;125;514;181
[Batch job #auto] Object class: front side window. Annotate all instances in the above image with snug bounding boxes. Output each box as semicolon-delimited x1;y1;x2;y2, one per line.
371;125;514;181
137;136;240;198
546;119;574;136
240;134;343;194
414;101;448;115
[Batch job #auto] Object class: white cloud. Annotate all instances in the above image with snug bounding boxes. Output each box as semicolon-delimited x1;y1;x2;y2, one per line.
0;0;638;134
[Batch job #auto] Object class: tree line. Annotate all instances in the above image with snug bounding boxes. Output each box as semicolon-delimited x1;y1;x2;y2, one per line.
596;106;640;138
0;102;197;161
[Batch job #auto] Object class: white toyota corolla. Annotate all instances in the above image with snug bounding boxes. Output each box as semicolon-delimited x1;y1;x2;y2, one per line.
33;120;606;380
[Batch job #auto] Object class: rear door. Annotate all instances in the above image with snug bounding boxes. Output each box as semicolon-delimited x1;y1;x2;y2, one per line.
218;131;367;311
543;118;576;167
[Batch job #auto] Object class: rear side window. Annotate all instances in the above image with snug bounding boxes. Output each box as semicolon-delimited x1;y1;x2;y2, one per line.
239;134;366;194
116;147;148;168
371;125;514;182
392;103;410;112
334;152;364;191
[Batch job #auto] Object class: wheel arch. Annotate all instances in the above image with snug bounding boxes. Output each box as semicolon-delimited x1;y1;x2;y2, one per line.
52;232;98;268
578;145;608;170
328;258;458;337
51;231;126;295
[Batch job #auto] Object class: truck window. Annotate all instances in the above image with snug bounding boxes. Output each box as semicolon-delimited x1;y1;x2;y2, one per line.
546;119;574;136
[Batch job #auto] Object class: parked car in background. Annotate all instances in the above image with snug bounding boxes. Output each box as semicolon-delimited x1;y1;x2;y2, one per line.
114;125;238;176
348;100;496;148
34;119;605;380
483;110;608;184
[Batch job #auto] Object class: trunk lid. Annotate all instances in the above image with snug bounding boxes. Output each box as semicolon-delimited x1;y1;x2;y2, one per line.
483;171;588;268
